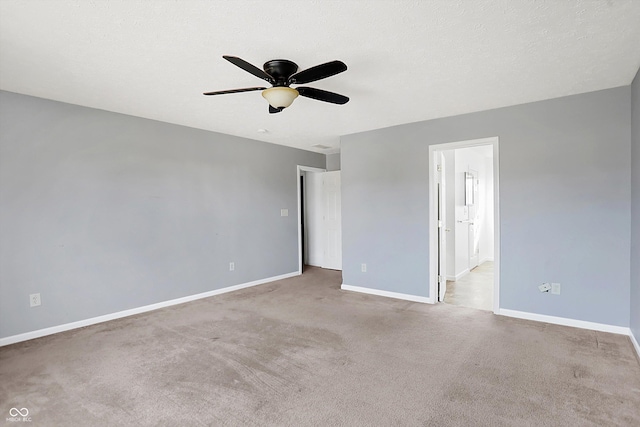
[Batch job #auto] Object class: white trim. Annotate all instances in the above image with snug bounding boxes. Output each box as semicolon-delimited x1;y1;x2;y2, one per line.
429;137;499;151
498;309;630;335
479;257;494;264
297;165;326;274
630;330;640;359
492;141;501;314
454;268;470;281
445;269;469;282
429;137;500;312
428;147;439;304
0;272;298;347
341;284;431;304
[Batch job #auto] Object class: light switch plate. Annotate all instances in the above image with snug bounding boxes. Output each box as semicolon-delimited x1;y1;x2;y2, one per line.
281;209;288;217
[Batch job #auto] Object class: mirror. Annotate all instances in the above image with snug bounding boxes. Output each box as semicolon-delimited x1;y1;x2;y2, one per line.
465;172;474;206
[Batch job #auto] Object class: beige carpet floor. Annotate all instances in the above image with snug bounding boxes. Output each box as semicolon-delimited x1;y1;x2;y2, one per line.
1;267;639;426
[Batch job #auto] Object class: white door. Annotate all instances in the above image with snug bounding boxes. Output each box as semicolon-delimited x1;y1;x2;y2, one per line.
322;171;342;270
468;169;480;270
304;172;325;267
437;153;447;302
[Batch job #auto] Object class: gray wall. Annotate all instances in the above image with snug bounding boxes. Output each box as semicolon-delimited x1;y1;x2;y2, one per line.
0;91;325;339
342;87;631;326
326;153;341;171
631;67;640;340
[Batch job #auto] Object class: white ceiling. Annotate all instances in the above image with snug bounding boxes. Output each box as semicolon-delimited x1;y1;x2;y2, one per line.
1;1;639;154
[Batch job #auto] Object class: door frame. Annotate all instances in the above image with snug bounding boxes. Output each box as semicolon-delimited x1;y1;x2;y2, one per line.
297;165;326;275
434;151;447;302
428;136;501;313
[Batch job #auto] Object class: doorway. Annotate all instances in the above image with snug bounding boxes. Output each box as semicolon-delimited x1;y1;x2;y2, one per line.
429;137;500;313
297;166;342;274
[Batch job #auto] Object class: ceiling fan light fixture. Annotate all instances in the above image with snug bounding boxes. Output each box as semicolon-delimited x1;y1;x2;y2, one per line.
205;56;349;113
262;87;299;108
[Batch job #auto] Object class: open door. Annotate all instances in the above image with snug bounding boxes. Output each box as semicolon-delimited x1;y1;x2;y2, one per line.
437;153;447;302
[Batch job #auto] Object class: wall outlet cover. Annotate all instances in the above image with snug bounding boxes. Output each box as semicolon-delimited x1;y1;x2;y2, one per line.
30;293;41;307
538;283;551;293
551;283;561;295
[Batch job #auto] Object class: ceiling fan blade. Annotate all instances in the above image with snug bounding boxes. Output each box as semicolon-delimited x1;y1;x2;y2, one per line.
269;105;284;114
297;87;349;105
289;60;347;84
203;87;266;96
223;55;274;84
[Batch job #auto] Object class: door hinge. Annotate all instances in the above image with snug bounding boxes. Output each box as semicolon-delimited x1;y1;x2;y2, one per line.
438;220;443;228
438;275;443;283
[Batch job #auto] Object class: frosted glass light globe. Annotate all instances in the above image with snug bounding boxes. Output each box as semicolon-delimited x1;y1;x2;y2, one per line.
262;87;299;108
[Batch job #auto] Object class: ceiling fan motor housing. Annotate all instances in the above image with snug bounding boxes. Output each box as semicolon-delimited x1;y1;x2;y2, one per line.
263;59;299;86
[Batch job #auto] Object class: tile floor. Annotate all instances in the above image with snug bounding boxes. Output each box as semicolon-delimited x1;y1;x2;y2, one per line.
444;261;493;311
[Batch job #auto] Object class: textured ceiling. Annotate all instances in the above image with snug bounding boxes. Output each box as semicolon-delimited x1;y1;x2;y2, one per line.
1;1;639;153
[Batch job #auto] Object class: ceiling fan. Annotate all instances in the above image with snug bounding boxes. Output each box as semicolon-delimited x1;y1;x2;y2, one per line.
204;55;349;114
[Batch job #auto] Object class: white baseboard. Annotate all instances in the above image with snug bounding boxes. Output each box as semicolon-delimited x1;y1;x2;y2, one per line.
455;269;469;281
447;264;492;281
444;270;470;282
0;271;299;347
497;309;630;335
480;257;494;264
341;284;432;304
630;330;640;360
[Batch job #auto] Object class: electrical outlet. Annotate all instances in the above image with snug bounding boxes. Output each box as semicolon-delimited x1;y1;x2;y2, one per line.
229;262;235;271
30;293;41;307
538;283;551;293
551;283;561;295
361;263;367;273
